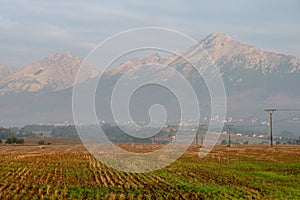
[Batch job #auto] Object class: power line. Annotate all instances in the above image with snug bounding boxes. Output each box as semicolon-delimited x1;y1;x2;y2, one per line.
276;109;300;111
273;117;300;123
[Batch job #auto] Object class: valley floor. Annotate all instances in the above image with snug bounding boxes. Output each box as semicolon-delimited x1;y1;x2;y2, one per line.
0;143;299;199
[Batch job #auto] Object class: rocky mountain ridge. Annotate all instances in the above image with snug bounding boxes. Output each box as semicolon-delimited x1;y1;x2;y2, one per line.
0;51;99;95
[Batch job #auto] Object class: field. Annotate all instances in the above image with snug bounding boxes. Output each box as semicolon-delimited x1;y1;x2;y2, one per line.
0;142;299;199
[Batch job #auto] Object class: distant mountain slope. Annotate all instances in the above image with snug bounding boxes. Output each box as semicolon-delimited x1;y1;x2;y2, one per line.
103;33;300;101
1;33;299;96
0;51;99;95
0;32;299;134
107;32;300;80
96;32;300;131
0;64;19;80
186;32;300;73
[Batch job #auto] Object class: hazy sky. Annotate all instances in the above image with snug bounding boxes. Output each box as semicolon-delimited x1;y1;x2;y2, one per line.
1;0;300;67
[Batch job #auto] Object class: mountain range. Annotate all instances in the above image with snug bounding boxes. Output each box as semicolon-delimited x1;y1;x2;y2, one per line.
0;51;99;95
0;32;299;135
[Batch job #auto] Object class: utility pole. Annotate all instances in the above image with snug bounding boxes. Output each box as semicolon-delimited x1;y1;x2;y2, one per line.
153;135;156;144
227;124;233;147
265;109;277;147
196;124;205;145
199;124;206;146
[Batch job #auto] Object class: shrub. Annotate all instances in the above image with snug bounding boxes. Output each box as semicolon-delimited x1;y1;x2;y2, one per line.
16;138;24;144
38;140;45;145
6;136;17;144
5;137;24;144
